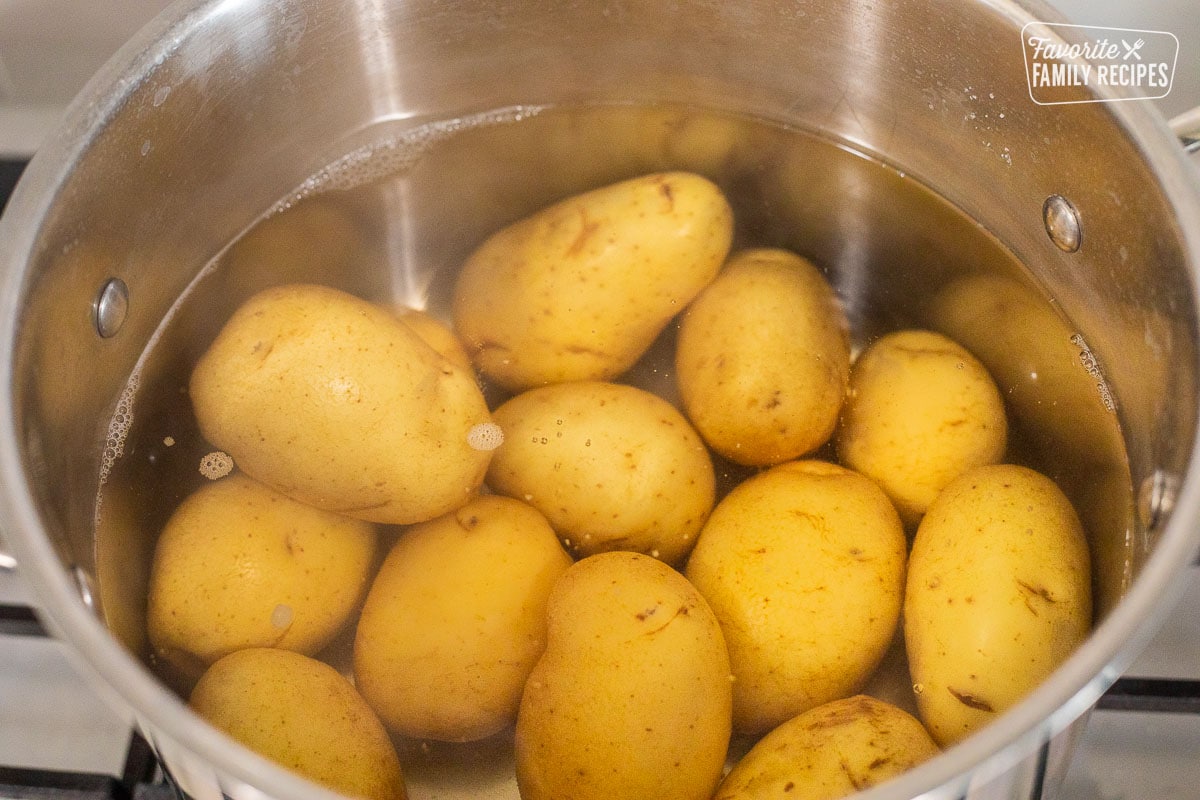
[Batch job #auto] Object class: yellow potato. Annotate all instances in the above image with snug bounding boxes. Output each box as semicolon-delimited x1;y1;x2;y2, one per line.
396;307;473;372
190;283;493;524
146;473;376;678
905;463;1092;747
354;495;573;742
662;111;768;179
676;248;850;466
487;381;715;564
714;695;939;800
515;552;731;800
452;171;733;391
685;460;907;734
836;329;1007;525
927;273;1133;617
219;198;367;299
190;648;406;800
927;273;1126;466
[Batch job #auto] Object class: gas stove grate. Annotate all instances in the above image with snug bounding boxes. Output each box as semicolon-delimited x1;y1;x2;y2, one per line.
0;719;171;800
0;159;25;215
0;732;168;800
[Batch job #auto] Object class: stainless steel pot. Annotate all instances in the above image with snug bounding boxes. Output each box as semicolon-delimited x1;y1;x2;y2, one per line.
3;1;1200;799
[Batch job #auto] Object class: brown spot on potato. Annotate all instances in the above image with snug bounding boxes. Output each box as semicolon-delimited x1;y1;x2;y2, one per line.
250;340;274;362
1016;580;1056;615
564;208;601;257
638;604;690;636
806;700;867;730
840;759;868;791
948;688;995;712
658;179;675;210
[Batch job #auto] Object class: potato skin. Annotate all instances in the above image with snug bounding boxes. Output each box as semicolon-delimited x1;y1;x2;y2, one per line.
487;381;715;565
714;695;939;800
396;307;473;372
190;284;493;525
905;464;1092;746
835;329;1007;525
146;473;376;677
452;171;733;392
685;460;906;734
354;495;573;741
190;648;406;800
515;552;732;800
676;248;850;466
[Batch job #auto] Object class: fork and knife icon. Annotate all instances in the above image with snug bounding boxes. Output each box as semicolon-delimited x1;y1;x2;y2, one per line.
1121;38;1146;60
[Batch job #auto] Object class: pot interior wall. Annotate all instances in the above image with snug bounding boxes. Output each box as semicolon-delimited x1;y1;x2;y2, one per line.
5;0;1197;795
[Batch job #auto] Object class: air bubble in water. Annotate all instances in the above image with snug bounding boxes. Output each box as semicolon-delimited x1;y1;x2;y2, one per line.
272;105;546;212
271;603;294;629
199;451;235;479
1070;333;1116;413
98;370;141;487
467;422;505;451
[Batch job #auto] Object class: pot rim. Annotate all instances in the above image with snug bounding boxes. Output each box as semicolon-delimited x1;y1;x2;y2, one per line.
2;1;1200;798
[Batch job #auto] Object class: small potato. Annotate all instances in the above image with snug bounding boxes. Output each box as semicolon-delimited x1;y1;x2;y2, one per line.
927;273;1126;466
354;495;573;742
487;381;715;564
836;329;1007;525
452;171;733;391
396;307;473;372
190;648;406;800
928;274;1132;617
146;473;376;678
516;552;731;800
190;284;493;525
905;464;1092;747
676;248;850;466
714;695;939;800
685;460;906;734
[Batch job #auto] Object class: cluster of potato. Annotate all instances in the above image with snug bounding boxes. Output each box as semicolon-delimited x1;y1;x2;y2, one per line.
145;172;1094;800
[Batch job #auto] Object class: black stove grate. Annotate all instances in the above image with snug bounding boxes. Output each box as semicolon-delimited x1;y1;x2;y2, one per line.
0;602;177;800
0;731;166;800
0;159;26;216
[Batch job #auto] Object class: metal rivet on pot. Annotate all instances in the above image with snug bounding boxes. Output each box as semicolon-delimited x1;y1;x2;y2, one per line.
1043;195;1082;253
71;565;99;614
94;278;129;338
1137;470;1179;531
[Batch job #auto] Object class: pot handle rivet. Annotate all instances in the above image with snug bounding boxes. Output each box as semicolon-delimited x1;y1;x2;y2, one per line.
1137;469;1179;532
94;278;129;339
1043;195;1082;253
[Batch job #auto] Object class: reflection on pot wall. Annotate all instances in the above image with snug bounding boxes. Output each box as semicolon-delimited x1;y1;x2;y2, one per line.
3;1;1200;800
